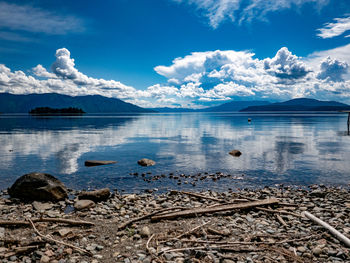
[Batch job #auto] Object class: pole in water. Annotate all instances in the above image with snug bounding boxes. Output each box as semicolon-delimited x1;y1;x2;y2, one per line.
348;112;350;135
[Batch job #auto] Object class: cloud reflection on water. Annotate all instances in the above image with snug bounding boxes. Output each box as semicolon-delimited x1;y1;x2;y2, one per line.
0;113;349;189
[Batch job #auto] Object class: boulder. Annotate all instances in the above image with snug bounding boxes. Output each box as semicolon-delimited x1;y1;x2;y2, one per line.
74;199;95;210
85;160;117;167
229;150;242;157
137;158;156;167
8;173;68;202
78;188;111;202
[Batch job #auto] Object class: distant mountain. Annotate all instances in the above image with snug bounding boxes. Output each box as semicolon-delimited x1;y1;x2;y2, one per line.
148;107;197;112
0;93;154;113
149;101;271;112
240;98;350;112
200;100;270;112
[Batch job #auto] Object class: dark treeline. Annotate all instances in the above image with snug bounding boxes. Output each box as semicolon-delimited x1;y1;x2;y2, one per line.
29;107;85;115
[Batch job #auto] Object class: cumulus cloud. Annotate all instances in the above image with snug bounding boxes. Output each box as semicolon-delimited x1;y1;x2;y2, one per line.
263;47;311;79
317;16;350;39
317;57;349;82
0;2;84;35
1;46;350;108
152;46;350;104
174;0;328;28
32;65;56;78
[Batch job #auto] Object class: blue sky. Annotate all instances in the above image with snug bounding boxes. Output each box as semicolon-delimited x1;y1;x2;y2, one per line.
0;0;350;108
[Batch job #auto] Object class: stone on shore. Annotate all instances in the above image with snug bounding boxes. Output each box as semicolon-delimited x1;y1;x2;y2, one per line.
140;226;151;237
74;199;95;210
137;158;156;166
78;188;111;202
8;172;68;202
229;150;242;157
32;201;53;211
85;160;117;167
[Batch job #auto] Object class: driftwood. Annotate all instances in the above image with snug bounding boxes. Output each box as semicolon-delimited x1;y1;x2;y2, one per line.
303;211;350;247
0;218;94;227
176;221;210;239
276;214;288;227
116;207;188;230
0;245;38;258
207;227;230;236
151;198;279;221
27;219;92;256
255;207;300;217
172;190;224;202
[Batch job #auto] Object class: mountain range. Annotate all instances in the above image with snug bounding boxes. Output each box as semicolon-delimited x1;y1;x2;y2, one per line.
0;93;349;113
0;93;154;113
240;98;350;112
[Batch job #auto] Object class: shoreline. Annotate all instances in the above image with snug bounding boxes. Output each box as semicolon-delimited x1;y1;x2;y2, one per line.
1;185;350;262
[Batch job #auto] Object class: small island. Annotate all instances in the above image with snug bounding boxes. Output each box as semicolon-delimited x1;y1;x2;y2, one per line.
29;107;85;115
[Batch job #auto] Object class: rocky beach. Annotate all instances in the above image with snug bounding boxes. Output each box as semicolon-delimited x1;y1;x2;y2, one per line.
0;173;350;263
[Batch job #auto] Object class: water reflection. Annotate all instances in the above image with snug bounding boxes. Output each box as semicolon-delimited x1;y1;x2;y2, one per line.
0;113;349;190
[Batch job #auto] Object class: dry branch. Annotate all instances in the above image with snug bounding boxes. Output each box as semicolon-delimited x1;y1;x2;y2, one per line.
303;211;350;247
27;219;92;256
0;218;94;227
116;206;188;230
276;214;288;227
173;190;224;202
176;221;210;239
207;227;230;236
151;198;279;221
255;207;300;217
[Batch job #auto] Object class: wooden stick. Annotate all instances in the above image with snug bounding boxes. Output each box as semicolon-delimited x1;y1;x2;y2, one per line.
27;219;92;256
146;234;155;255
303;211;350;247
206;227;230;236
255;207;300;217
173;190;223;202
0;246;38;258
176;221;210;239
116;207;188;230
0;218;94;227
276;214;288;227
151;198;279;221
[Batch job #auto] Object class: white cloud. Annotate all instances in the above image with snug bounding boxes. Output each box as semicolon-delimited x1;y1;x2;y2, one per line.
174;0;328;28
0;2;83;35
263;47;311;79
317;16;350;39
1;45;350;108
317;57;349;82
32;64;56;78
152;46;350;104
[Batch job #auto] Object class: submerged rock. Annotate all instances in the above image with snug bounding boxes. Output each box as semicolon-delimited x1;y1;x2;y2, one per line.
8;173;68;202
85;160;117;167
229;150;242;157
137;158;156;167
79;188;111;202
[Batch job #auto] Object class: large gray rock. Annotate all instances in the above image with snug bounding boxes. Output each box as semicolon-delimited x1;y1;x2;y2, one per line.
78;188;110;202
137;158;156;166
8;173;68;202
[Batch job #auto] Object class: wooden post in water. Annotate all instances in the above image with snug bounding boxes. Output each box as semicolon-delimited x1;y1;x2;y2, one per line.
340;111;350;135
348;112;350;135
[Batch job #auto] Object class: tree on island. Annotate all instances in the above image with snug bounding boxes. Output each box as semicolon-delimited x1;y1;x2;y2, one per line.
29;107;85;115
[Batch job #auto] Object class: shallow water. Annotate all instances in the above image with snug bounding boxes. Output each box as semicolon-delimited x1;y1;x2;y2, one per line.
0;112;349;192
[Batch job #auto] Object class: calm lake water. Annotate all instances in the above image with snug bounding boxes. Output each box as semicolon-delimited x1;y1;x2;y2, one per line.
0;113;349;192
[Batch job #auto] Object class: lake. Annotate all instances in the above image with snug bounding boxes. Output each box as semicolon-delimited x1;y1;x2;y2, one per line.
0;113;349;193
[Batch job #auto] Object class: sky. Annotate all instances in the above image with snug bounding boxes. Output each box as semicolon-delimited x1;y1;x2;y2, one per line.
0;0;350;108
